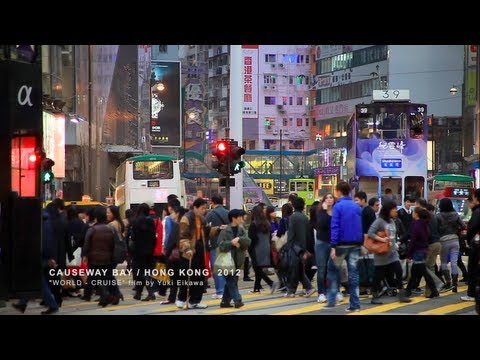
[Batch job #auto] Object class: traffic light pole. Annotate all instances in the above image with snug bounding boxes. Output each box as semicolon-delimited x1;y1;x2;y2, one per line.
225;128;231;209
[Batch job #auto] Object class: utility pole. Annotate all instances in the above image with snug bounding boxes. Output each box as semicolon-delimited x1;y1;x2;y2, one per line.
225;127;231;208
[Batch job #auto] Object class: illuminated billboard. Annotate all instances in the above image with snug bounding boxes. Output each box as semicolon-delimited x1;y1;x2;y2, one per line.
150;61;181;147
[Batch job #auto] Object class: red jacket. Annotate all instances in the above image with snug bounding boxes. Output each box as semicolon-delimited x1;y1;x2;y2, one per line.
150;210;164;256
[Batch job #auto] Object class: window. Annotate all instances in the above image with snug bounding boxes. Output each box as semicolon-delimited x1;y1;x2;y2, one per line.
297;118;303;126
297;97;303;106
289;54;297;63
282;96;288;105
264;96;276;105
298;55;304;63
405;176;425;200
306;118;310;127
289;97;293;106
305;96;310;107
158;45;168;53
264;74;276;84
283;118;288;126
11;136;38;197
289;117;293;126
265;54;276;63
306;55;310;64
409;113;424;139
289;76;294;85
282;54;288;63
133;161;173;180
296;76;303;85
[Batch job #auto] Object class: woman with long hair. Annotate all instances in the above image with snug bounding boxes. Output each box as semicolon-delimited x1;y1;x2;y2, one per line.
315;193;338;303
248;204;276;292
436;197;465;292
405;207;439;298
367;200;411;304
107;205;125;239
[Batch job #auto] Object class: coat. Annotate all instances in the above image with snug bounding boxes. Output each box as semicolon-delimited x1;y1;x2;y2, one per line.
287;210;310;251
248;221;272;267
130;215;156;258
83;223;114;265
42;210;71;269
179;211;218;259
217;225;251;270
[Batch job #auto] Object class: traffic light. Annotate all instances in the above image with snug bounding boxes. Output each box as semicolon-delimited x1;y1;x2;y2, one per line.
212;140;230;176
42;158;55;183
229;140;246;175
212;139;246;176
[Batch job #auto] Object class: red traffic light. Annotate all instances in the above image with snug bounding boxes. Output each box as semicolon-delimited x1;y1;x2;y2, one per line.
216;141;228;153
29;153;39;163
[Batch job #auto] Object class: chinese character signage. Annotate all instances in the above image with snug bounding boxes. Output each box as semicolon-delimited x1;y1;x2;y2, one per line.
150;61;181;147
381;159;402;168
451;188;471;197
242;45;258;119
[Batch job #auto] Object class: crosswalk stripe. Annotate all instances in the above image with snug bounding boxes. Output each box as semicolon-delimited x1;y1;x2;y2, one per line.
120;292;265;313
207;297;304;314
273;302;328;315
418;301;475;315
349;285;468;315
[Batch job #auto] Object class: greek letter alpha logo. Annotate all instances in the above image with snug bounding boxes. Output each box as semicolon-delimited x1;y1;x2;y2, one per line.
17;85;33;107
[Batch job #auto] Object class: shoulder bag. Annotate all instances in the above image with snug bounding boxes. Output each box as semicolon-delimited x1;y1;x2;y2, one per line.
364;229;391;255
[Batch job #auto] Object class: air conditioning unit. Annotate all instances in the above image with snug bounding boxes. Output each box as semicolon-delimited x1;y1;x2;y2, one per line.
283;130;290;135
271;63;276;68
279;63;284;68
264;85;269;89
272;129;279;135
276;105;283;110
272;85;276;90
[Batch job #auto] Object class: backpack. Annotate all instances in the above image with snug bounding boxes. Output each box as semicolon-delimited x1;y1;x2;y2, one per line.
111;227;127;264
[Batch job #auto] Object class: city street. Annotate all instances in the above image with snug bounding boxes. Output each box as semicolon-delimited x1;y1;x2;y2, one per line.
1;274;477;315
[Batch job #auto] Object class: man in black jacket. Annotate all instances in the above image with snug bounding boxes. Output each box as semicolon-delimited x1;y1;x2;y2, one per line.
285;197;316;298
462;188;480;302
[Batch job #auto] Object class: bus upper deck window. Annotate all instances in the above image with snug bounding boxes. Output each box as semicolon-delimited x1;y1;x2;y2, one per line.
409;113;424;139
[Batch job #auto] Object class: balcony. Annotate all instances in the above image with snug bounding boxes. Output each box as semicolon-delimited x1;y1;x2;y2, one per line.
208;45;229;58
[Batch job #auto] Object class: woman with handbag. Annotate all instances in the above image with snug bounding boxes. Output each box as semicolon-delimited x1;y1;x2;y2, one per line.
367;200;411;304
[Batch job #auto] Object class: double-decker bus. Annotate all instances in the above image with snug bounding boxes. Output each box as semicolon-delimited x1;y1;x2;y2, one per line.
346;100;428;205
427;174;475;220
115;154;196;216
288;178;315;206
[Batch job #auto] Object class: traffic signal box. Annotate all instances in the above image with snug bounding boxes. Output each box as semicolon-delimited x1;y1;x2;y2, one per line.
211;139;246;176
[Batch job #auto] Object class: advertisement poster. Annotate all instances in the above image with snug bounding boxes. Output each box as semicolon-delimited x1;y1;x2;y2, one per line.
150;61;181;147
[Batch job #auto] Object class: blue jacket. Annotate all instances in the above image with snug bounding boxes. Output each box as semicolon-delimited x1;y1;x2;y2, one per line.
330;196;363;247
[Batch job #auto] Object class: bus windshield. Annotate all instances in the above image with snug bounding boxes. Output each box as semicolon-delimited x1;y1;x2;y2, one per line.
133;160;173;180
433;180;474;191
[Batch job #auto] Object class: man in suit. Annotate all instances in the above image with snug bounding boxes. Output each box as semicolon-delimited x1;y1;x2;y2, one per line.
284;197;316;298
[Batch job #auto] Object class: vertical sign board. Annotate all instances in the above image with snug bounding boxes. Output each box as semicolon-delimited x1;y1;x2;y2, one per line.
150;61;181;147
242;45;258;119
0;59;42;296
